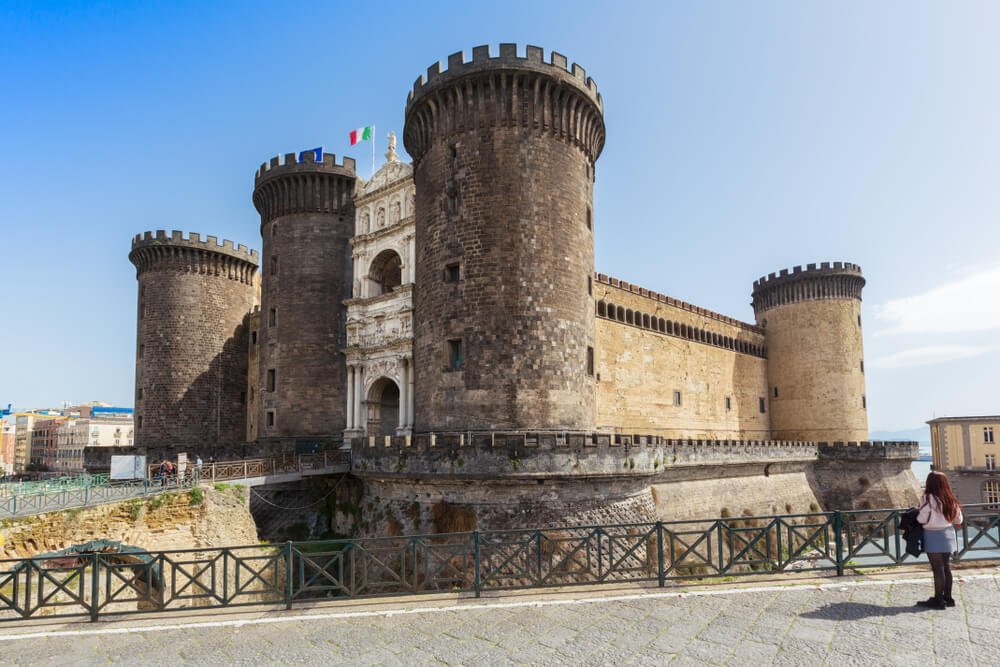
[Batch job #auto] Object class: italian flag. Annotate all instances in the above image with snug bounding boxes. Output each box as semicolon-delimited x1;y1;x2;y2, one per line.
349;125;374;145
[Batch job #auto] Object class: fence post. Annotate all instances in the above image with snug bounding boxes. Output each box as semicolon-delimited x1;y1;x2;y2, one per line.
656;521;665;587
473;531;481;598
834;511;844;576
284;541;294;609
243;460;248;480
90;552;100;622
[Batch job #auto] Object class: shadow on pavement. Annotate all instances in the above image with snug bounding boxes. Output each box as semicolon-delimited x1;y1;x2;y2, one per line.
800;601;934;621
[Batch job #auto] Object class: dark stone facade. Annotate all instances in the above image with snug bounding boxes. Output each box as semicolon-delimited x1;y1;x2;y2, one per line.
129;231;258;460
404;44;605;432
252;152;357;447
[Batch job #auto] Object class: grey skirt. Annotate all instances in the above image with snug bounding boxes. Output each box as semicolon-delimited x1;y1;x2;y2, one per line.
924;527;957;554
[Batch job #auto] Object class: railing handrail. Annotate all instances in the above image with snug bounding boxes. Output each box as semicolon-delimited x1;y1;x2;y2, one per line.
1;505;999;623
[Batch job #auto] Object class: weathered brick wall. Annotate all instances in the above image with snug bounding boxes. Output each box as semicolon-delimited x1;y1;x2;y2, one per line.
752;264;869;442
405;45;604;432
252;153;357;446
129;231;258;460
594;279;770;438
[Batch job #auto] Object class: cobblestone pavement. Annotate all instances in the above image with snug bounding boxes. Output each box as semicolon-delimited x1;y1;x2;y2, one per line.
2;570;1000;665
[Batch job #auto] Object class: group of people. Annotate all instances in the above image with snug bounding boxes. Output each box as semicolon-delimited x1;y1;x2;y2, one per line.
154;455;206;485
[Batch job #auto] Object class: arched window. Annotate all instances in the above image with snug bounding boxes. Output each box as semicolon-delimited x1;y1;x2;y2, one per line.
368;249;403;296
616;306;625;321
642;314;650;329
597;301;607;317
626;309;634;325
658;318;666;332
667;321;674;335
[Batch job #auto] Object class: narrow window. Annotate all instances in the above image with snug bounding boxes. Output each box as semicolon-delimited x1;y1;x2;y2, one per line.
272;223;278;238
986;427;995;444
858;314;862;327
860;360;864;373
267;369;276;392
862;395;867;409
138;344;144;359
444;262;461;283
725;396;732;411
270;255;278;275
266;411;275;427
137;388;143;400
586;346;594;376
446;191;458;214
448;339;463;370
137;416;143;429
251;330;258;344
759;398;767;414
240;391;247;405
773;387;779;398
586;206;592;230
588;276;592;295
673;391;682;407
269;308;277;326
986;454;997;471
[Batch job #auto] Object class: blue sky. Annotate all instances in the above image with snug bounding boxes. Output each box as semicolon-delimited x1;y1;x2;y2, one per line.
1;1;997;431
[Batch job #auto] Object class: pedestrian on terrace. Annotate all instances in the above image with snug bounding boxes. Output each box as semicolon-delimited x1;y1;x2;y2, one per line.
916;471;963;609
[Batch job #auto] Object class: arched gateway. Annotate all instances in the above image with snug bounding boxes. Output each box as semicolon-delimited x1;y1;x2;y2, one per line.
366;378;400;437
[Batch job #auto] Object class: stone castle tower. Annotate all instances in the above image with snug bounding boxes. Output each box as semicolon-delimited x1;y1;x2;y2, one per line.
751;262;868;442
251;152;357;446
129;231;258;459
404;44;605;432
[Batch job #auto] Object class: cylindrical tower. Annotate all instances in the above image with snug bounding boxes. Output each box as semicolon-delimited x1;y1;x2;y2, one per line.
252;151;357;447
404;44;605;431
129;230;259;459
751;262;868;442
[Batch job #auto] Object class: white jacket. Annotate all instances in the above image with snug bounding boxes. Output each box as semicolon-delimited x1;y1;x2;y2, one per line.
917;494;963;530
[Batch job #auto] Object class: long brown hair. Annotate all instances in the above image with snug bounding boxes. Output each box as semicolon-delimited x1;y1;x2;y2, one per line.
925;472;961;522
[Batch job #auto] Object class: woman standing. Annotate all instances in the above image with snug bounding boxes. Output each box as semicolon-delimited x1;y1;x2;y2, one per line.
916;471;963;609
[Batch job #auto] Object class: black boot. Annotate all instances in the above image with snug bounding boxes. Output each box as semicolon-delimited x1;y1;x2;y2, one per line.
916;596;946;610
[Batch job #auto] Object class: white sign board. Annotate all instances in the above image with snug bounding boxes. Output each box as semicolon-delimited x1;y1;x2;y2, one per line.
110;455;147;480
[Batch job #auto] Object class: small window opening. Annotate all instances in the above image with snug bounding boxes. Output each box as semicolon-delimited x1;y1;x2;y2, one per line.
138;344;144;359
138;388;143;400
586;346;594;376
445;262;461;283
448;339;463;371
251;330;258;344
673;391;682;407
725;396;732;411
588;276;592;295
586;206;592;230
137;416;143;429
985;427;995;444
773;387;779;398
267;369;276;392
270;255;278;275
759;397;767;414
862;395;867;409
860;360;864;373
266;411;275;427
269;308;277;326
240;391;247;405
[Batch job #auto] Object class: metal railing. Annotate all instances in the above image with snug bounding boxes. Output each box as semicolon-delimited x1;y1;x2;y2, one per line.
2;505;998;622
0;453;349;519
0;474;110;498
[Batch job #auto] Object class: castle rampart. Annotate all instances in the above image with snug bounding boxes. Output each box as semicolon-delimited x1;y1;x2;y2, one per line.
253;149;357;447
129;230;258;460
751;262;865;314
406;44;604;432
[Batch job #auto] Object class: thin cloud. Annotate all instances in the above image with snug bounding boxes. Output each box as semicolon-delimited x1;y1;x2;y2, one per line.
869;345;1000;369
874;266;1000;335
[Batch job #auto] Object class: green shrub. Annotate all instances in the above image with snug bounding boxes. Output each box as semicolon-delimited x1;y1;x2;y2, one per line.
188;487;204;506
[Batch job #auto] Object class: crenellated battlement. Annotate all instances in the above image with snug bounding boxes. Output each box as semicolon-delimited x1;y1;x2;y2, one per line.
596;273;763;333
751;262;865;315
407;43;602;112
131;229;258;261
253;149;356;185
817;440;919;460
129;231;258;284
404;43;605;162
252;150;358;227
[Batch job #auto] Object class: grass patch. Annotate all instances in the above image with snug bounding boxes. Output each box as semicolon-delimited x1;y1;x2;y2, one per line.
188;487;204;506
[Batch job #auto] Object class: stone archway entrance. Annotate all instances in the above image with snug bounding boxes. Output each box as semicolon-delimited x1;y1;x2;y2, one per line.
366;378;400;437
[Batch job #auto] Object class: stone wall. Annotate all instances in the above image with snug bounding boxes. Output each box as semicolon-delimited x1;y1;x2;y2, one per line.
129;231;258;460
594;278;770;438
752;264;869;442
253;152;357;447
406;44;604;433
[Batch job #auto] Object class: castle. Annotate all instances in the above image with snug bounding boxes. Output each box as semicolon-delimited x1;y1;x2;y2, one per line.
127;44;918;533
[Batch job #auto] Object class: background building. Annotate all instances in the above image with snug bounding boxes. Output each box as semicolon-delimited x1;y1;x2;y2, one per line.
928;415;1000;506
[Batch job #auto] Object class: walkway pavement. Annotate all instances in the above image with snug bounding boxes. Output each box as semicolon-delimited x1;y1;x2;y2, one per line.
2;566;999;665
